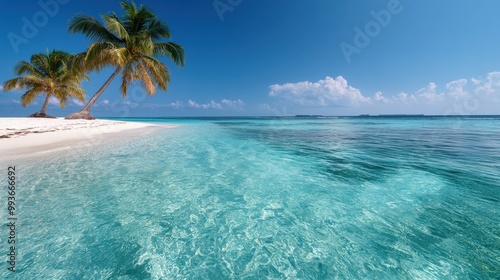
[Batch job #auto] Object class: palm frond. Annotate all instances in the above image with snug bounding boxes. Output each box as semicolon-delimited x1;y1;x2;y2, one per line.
66;85;86;101
55;83;86;103
3;78;22;91
4;76;47;91
122;3;156;34
111;47;133;67
61;1;185;107
120;63;135;97
147;19;171;40
69;14;123;44
103;13;129;41
84;42;124;71
20;88;43;107
4;49;90;113
14;61;43;77
56;92;69;107
135;62;155;95
121;1;138;19
141;56;169;91
70;52;89;72
153;42;185;67
129;34;154;55
29;53;50;77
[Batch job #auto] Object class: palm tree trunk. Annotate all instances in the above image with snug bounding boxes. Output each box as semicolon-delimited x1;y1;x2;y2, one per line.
65;66;123;120
27;94;56;118
39;94;51;115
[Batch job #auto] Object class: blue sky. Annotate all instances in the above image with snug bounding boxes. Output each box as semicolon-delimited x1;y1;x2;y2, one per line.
1;0;500;117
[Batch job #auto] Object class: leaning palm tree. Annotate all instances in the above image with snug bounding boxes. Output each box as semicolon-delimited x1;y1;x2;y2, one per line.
65;1;184;120
3;50;87;118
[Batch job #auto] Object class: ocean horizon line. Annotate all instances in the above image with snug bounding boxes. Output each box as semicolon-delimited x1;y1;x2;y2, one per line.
99;114;500;120
3;114;500;120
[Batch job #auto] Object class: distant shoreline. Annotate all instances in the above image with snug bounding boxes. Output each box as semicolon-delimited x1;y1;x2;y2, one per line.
358;114;425;117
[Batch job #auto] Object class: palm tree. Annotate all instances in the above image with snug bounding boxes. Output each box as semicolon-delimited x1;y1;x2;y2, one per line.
65;1;185;120
3;50;87;118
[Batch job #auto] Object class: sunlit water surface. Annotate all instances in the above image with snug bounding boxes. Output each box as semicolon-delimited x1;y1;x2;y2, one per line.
1;117;499;279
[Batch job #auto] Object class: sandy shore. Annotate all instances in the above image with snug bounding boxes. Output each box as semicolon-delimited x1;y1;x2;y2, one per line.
0;118;171;160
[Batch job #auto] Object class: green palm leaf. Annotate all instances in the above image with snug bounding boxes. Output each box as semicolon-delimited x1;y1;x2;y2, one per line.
69;14;123;44
3;49;88;116
66;1;185;119
153;42;185;67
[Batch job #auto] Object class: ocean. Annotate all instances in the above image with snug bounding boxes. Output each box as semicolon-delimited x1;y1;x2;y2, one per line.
2;116;499;279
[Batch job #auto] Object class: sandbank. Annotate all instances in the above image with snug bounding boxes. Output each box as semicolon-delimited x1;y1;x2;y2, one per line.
0;118;171;162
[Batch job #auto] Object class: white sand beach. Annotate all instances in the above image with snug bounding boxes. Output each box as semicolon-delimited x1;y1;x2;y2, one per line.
0;118;170;159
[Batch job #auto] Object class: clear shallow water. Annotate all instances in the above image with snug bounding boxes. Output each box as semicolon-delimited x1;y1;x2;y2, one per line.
1;117;499;279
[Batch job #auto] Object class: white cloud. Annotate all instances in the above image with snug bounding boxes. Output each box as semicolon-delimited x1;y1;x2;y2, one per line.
395;92;416;103
269;76;370;107
221;99;245;110
368;91;417;105
486;72;500;87
1;84;23;93
71;99;85;106
415;82;445;103
471;78;481;85
188;99;209;109
446;79;468;99
188;99;222;110
0;99;21;105
0;84;22;92
121;101;138;108
49;96;59;105
474;72;500;94
187;99;245;110
267;71;500;115
168;100;184;109
97;99;137;108
259;103;272;111
373;91;392;104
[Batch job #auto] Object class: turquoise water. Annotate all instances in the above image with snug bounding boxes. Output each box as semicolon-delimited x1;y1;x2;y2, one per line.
2;116;499;279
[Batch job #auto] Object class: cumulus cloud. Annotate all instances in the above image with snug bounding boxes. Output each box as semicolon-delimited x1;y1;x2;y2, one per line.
1;84;23;93
258;103;272;111
168;100;184;109
0;84;22;92
71;99;85;106
445;79;468;99
395;92;416;103
0;99;21;105
269;76;370;107
187;99;245;110
43;97;85;107
474;72;500;94
188;99;222;110
415;82;445;103
101;99;110;105
49;96;59;105
221;99;245;110
371;91;417;105
267;72;500;115
373;91;392;104
121;101;138;107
